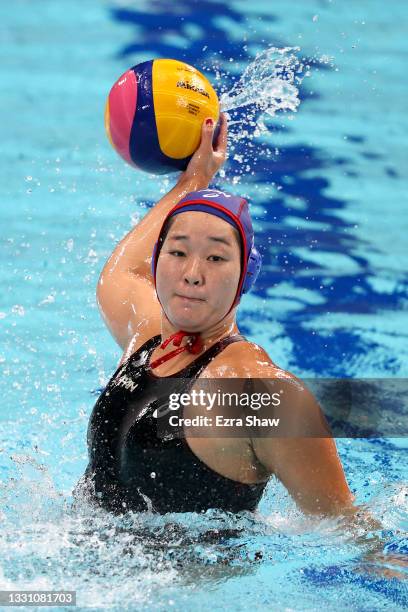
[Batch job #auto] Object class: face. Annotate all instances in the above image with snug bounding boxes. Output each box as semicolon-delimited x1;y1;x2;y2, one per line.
155;211;242;332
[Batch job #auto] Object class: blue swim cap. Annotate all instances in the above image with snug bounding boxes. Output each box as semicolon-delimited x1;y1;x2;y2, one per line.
151;188;261;311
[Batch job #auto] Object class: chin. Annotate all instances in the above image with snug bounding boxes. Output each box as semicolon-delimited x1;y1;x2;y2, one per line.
168;310;206;332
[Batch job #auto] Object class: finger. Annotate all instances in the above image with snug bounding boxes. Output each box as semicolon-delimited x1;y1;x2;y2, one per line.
197;117;215;152
214;112;228;154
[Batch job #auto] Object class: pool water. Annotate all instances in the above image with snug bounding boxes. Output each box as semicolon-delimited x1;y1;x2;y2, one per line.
1;0;407;609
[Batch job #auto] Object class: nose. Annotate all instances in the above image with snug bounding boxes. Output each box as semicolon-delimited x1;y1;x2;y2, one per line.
183;256;204;286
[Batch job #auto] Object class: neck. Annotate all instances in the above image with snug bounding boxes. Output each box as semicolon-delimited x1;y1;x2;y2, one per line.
149;313;240;371
160;311;239;353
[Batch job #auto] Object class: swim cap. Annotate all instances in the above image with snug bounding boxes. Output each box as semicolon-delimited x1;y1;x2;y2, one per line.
151;188;262;313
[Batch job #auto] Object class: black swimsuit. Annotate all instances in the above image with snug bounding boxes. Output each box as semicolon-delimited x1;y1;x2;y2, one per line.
76;333;268;514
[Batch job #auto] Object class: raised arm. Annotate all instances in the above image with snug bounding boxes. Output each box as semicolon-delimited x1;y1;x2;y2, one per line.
97;113;228;350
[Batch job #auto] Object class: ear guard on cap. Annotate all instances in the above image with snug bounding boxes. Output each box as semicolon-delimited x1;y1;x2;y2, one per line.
241;245;262;297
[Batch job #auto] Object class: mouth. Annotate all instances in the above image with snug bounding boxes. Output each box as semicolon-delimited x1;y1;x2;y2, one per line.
175;294;205;303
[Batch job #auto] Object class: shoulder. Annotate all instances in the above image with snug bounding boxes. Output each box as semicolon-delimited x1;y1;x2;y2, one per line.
218;341;323;416
202;338;294;379
202;338;320;412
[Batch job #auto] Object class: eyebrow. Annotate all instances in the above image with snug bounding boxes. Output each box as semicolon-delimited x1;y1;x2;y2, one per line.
168;233;233;247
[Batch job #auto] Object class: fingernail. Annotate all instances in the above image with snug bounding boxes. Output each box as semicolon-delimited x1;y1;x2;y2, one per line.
206;118;213;127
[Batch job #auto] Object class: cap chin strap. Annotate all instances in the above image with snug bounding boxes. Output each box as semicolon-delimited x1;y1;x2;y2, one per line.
149;289;239;371
149;330;203;370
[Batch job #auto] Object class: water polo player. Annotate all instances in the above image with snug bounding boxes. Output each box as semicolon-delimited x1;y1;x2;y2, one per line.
75;113;355;516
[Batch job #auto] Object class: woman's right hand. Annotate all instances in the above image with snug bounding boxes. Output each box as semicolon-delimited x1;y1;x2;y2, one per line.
179;112;228;184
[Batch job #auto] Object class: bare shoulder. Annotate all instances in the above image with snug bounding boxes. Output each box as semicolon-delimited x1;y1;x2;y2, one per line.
211;340;322;412
202;338;294;379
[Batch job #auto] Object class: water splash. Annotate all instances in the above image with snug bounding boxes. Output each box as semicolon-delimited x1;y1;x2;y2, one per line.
219;46;308;141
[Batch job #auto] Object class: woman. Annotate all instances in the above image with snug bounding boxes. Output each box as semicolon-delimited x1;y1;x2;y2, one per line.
76;113;354;516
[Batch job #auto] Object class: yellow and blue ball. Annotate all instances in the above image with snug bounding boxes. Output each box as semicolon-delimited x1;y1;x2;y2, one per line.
105;58;220;174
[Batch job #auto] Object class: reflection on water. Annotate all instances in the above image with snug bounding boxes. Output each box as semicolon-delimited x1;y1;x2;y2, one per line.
1;0;407;608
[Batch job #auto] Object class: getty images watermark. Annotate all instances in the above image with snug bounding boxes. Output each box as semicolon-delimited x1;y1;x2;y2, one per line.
154;388;282;429
153;384;288;438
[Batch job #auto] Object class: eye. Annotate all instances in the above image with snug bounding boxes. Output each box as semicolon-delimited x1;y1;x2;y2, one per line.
208;255;226;262
168;250;226;262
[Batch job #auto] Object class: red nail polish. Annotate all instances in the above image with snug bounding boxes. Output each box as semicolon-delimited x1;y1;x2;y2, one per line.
206;118;213;126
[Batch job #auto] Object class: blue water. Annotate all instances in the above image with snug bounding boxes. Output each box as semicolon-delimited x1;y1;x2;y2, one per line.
1;0;407;609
